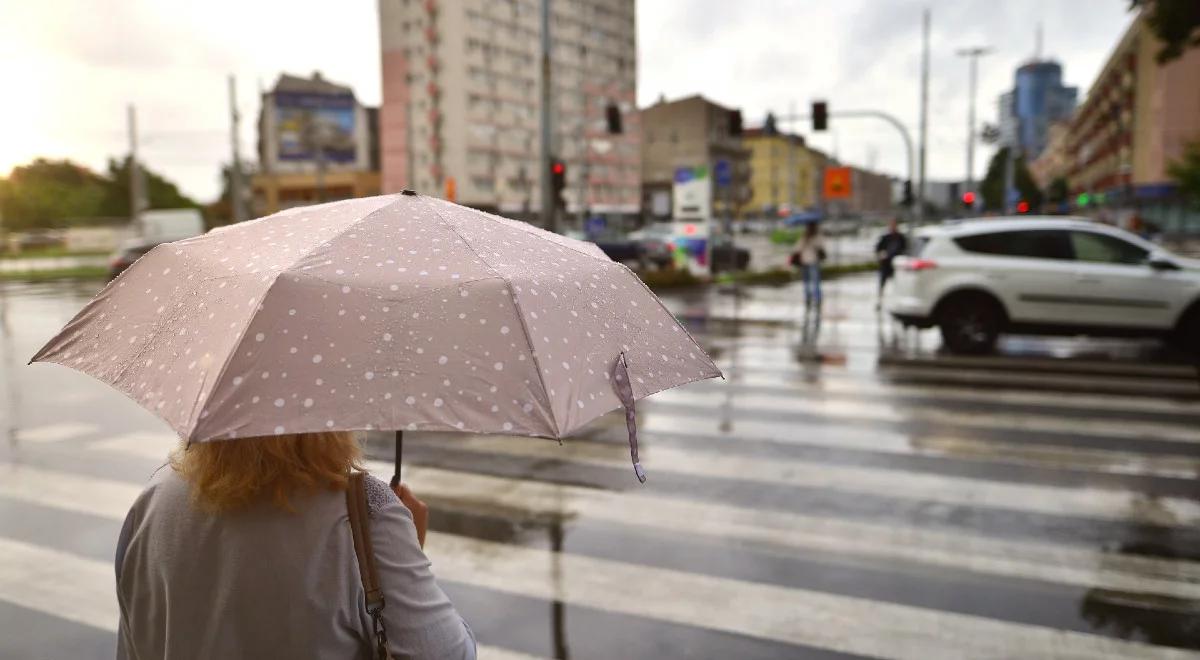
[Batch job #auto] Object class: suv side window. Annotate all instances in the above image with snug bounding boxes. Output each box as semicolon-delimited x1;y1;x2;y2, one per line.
1069;231;1148;265
953;230;1072;260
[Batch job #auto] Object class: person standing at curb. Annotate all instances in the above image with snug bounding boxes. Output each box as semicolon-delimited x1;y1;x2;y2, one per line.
874;217;908;311
792;222;826;309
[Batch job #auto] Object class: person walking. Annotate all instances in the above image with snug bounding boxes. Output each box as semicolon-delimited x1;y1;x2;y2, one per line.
792;222;826;309
874;217;908;310
115;431;476;660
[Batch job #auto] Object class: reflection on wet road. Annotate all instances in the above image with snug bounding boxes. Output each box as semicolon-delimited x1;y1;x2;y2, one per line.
1;276;1199;659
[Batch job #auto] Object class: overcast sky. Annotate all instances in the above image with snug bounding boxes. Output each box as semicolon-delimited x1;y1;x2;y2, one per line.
1;0;1133;202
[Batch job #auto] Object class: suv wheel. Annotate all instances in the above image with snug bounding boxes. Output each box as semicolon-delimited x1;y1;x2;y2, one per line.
938;295;1001;354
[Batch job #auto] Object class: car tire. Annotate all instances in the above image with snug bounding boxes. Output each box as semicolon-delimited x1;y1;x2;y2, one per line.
938;295;1001;355
1173;307;1200;358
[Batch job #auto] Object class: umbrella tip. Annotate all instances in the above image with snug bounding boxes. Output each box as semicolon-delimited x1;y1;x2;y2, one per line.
400;189;417;196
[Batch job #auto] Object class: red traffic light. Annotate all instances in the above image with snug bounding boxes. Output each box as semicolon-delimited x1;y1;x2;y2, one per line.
1017;200;1030;214
551;162;565;175
962;191;976;205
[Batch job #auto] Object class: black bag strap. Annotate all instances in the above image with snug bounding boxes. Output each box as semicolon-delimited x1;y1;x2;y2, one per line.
346;472;392;660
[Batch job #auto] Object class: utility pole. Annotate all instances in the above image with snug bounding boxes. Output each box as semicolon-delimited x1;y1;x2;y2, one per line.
539;0;556;232
957;46;991;206
127;104;145;230
788;100;797;210
916;8;930;238
228;75;247;223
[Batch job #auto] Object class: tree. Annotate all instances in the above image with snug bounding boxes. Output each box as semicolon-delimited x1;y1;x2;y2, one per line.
1046;177;1070;210
99;156;201;219
1168;141;1200;207
1131;0;1200;64
980;147;1043;212
0;159;110;231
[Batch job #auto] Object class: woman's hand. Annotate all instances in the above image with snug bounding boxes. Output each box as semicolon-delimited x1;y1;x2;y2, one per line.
393;482;428;549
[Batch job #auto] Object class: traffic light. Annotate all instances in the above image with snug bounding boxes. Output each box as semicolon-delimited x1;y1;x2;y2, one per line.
902;180;914;207
728;110;743;136
550;158;567;209
605;103;622;134
1016;200;1030;214
812;101;828;132
962;191;976;207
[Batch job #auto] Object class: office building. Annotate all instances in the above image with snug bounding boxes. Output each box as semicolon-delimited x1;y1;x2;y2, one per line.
997;61;1077;159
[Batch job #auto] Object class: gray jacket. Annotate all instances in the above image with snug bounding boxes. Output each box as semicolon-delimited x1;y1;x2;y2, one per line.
115;467;475;659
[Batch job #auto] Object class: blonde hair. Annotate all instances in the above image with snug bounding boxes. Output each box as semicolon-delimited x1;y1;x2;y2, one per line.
171;432;363;513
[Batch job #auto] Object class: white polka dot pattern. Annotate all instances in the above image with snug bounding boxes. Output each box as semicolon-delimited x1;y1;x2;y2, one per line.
30;193;721;442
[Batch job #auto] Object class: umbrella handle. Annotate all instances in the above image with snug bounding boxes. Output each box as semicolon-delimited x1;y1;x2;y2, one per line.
389;430;403;489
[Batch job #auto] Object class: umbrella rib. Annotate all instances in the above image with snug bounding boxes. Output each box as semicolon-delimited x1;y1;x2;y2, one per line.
416;196;563;437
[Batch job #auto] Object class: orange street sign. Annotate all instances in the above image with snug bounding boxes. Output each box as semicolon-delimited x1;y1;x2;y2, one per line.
823;167;852;200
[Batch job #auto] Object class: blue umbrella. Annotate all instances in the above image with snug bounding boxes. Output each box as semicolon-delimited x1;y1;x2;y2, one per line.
783;211;824;227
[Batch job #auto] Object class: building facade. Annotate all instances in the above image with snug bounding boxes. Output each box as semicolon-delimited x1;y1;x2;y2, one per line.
252;73;381;214
640;95;751;222
378;0;640;219
743;128;816;217
1061;13;1200;207
997;61;1077;159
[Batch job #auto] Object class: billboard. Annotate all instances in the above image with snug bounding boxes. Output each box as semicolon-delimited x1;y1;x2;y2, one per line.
275;91;357;163
672;165;712;219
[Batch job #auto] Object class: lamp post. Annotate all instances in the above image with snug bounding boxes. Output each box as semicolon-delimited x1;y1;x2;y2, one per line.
956;46;992;208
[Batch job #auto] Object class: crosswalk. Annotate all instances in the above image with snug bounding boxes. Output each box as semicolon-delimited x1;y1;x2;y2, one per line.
3;275;1200;659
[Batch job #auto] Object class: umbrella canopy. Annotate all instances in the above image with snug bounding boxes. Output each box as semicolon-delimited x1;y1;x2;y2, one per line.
31;192;720;446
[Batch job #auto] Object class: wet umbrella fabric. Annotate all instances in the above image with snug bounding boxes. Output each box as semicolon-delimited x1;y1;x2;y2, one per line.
31;192;721;477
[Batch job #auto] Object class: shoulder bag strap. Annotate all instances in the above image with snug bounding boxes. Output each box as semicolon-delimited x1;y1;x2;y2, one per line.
346;472;393;660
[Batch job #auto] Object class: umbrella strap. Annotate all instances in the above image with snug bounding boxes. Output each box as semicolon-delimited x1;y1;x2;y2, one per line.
612;353;646;483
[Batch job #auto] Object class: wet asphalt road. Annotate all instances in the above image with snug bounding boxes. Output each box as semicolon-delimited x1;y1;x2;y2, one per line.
1;275;1199;659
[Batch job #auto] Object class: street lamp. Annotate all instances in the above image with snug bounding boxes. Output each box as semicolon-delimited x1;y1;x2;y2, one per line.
957;46;992;208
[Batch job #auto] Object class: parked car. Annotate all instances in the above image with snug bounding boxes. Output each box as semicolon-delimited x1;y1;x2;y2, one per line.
108;241;161;281
626;225;676;269
889;217;1200;355
564;230;648;269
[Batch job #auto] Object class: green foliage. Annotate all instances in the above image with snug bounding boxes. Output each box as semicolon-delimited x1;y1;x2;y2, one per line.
770;228;804;245
0;157;200;232
1131;0;1200;64
0;265;109;282
1046;177;1070;205
1168;141;1200;207
980;147;1044;212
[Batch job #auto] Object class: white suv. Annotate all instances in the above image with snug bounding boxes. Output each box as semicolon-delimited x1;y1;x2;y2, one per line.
889;217;1200;354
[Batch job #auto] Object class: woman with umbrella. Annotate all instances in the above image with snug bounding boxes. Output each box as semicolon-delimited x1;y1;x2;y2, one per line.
33;192;720;659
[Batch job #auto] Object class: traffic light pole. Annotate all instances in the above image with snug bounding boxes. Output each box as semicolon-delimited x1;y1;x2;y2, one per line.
777;109;915;247
539;0;556;233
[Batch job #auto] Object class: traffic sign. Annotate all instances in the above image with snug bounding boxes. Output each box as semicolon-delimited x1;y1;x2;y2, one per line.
823;167;852;200
714;159;732;187
585;215;607;235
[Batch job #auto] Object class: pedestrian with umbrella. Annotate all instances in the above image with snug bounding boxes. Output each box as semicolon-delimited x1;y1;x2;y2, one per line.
32;191;721;659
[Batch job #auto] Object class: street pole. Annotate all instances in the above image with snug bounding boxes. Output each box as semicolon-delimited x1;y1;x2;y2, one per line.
228;75;247;223
957;46;991;208
788;100;798;210
916;8;930;242
127;104;145;231
539;0;555;232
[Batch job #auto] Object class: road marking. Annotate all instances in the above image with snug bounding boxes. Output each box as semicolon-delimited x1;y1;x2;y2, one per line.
629;413;1200;479
0;539;542;660
647;388;1200;445
14;422;99;444
424;435;1200;528
2;471;1197;660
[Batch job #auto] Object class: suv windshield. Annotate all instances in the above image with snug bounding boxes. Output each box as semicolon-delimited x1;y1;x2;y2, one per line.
953;230;1072;260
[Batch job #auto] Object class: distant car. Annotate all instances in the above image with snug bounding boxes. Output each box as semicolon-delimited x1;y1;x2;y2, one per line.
626;225;675;269
709;236;751;273
889;217;1200;355
564;230;648;269
17;230;65;252
108;241;161;281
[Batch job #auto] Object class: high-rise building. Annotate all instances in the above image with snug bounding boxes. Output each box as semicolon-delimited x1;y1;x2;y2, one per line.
378;0;640;220
252;73;381;215
997;61;1077;159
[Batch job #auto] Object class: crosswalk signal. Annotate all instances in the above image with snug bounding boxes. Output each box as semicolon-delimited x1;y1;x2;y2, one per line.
812;101;828;132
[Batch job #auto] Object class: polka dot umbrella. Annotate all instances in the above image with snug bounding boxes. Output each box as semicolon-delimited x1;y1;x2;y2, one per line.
30;191;721;483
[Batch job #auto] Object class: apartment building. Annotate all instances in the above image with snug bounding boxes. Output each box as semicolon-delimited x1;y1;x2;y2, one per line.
378;0;640;219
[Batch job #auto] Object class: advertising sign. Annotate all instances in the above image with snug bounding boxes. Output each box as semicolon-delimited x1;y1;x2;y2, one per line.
823;166;853;200
275;91;357;163
672;165;712;219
